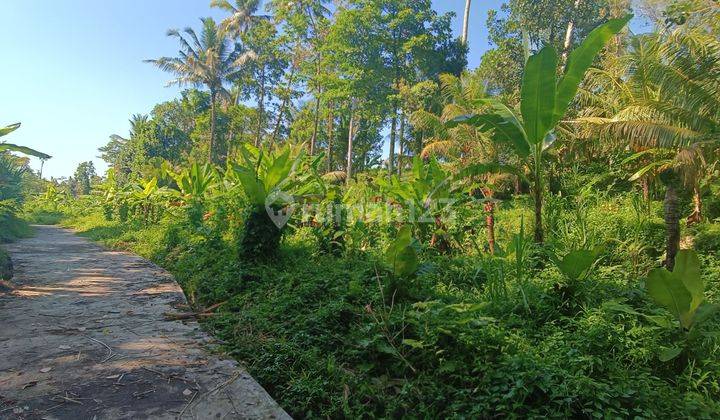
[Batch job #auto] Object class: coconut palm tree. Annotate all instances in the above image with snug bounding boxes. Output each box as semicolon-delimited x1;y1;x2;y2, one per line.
411;71;495;166
462;0;471;46
210;0;268;38
146;18;255;164
574;27;720;268
412;72;523;254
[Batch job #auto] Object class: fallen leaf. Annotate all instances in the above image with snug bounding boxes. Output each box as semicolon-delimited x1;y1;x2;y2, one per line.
105;374;120;380
182;389;193;396
59;345;71;350
77;327;87;332
40;367;53;373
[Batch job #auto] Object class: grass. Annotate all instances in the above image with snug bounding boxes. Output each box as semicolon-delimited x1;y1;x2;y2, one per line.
56;194;720;418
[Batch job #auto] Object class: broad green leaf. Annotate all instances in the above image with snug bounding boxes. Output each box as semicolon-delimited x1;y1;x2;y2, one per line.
0;143;52;159
142;177;158;195
238;143;259;167
620;148;664;165
450;99;530;157
393;246;418;278
646;268;693;328
553;15;632;125
0;122;21;137
233;165;266;205
555;250;595;281
412;155;423;179
385;226;419;278
602;300;642;316
673;250;703;313
628;160;672;182
521;46;558;144
264;148;292;191
554;246;603;281
693;303;720;326
645;314;674;328
658;346;683;362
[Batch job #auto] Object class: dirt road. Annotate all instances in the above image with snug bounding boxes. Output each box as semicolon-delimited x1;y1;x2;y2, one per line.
0;225;289;419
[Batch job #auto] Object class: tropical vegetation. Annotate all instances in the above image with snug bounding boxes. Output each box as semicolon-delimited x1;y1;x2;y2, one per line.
7;0;720;417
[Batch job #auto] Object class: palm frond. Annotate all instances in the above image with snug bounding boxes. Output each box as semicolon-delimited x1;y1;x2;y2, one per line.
0;143;51;159
421;140;456;159
0;123;20;138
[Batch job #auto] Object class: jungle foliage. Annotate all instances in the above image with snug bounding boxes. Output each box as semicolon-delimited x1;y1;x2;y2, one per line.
14;0;720;417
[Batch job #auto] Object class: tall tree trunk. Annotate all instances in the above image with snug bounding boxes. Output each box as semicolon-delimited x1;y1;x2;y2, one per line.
346;102;355;185
327;104;334;173
209;90;217;164
397;113;405;177
388;111;397;175
270;63;299;148
269;97;289;149
234;83;242;106
310;95;321;155
687;185;703;225
255;66;266;148
310;61;322;155
462;0;472;45
663;182;680;270
642;177;650;201
560;0;582;68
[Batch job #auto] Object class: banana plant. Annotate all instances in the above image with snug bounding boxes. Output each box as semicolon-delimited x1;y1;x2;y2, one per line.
645;250;720;361
449;16;631;243
454;162;527;255
167;162;220;226
385;225;419;279
168;162;219;201
94;169;120;220
228;143;306;207
228;143;307;258
0;123;51;159
376;156;454;251
551;245;605;283
40;184;63;211
129;177;167;224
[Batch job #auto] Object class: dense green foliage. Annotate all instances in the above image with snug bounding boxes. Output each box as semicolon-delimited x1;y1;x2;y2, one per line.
51;185;720;417
10;0;720;417
0;122;45;274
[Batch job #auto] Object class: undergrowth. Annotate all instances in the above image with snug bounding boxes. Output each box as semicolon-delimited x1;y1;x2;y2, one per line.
58;194;720;418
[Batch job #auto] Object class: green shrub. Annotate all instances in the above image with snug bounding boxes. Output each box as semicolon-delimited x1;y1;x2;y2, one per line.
695;223;720;254
239;205;284;259
0;246;12;280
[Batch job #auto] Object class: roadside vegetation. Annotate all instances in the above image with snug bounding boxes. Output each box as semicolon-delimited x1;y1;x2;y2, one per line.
11;0;720;417
1;122;49;281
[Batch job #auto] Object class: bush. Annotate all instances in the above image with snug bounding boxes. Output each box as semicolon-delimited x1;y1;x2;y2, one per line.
0;246;12;280
705;187;720;221
695;223;720;254
238;205;284;260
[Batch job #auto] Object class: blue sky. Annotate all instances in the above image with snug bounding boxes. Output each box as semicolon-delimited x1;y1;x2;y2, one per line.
1;0;502;179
